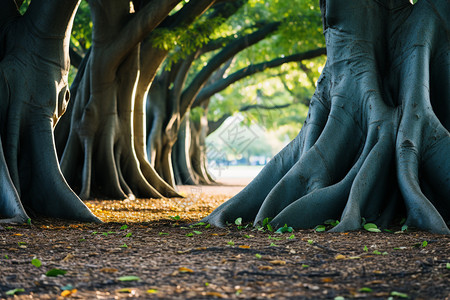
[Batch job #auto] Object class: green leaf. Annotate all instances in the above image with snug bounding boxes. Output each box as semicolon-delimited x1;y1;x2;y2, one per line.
390;291;408;298
235;217;242;226
186;233;194;237
373;250;381;255
269;242;278;247
446;263;450;269
255;253;262;259
262;217;271;227
334;297;345;300
31;258;42;268
26;218;32;225
266;224;273;232
170;215;181;221
6;288;25;296
227;240;235;246
421;240;428;247
205;224;211;229
5;226;13;230
401;224;408;232
384;229;393;233
159;232;169;236
46;269;67;277
363;245;368;252
79;238;86;242
275;224;294;234
288;234;295;240
301;264;309;268
244;234;252;238
307;239;314;245
315;225;326;232
92;231;98;235
120;243;128;248
361;217;367;226
193;231;202;235
363;223;380;232
125;233;132;237
324;219;339;227
120;225;128;230
118;276;141;282
4;255;9;259
359;287;373;293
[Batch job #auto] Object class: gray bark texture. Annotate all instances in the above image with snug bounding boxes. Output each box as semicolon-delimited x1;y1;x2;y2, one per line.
0;0;99;223
203;0;450;234
57;0;184;200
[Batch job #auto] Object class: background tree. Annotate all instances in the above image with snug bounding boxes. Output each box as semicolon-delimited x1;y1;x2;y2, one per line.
0;0;98;223
56;0;222;200
148;0;326;186
203;0;450;234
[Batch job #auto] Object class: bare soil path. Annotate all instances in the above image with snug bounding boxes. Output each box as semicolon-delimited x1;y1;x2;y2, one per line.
1;180;449;299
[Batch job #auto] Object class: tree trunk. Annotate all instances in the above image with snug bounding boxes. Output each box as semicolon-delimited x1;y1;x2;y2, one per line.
0;0;99;222
58;0;181;200
203;0;450;234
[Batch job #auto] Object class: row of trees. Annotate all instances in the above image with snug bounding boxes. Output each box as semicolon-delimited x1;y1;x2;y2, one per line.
1;0;325;221
1;0;448;233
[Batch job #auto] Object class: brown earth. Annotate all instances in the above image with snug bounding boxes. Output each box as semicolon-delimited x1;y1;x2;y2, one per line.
1;181;449;299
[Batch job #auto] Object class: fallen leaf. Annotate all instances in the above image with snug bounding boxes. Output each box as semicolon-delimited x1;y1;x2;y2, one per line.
147;289;158;294
179;267;194;273
100;268;118;273
238;245;251;249
118;276;141;282
269;260;286;265
321;278;334;283
6;288;25;296
204;292;225;298
258;265;273;271
62;254;74;261
61;289;77;297
335;254;346;260
46;269;67;277
117;288;132;293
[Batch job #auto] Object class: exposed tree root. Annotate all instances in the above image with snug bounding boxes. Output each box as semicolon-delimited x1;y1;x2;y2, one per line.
203;0;450;234
0;2;100;223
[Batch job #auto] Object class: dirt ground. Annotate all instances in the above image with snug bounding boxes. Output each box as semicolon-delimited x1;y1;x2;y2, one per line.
1;182;449;299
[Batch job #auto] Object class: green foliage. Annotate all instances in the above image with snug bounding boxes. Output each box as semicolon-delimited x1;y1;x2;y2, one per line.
118;276;141;282
275;224;293;234
31;258;42;268
363;223;382;233
314;225;326;232
46;269;67;277
6;288;25;296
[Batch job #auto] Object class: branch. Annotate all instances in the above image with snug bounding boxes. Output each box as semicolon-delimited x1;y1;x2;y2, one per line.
180;21;281;117
240;103;291;112
193;47;326;107
107;0;181;70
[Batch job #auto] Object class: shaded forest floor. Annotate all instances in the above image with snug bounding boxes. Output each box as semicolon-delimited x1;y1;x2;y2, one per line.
1;182;449;299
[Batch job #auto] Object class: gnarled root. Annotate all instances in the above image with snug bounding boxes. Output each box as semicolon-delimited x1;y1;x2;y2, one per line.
202;0;450;234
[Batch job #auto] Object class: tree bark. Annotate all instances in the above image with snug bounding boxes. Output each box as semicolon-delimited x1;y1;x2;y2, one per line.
58;0;181;200
0;0;99;222
202;0;450;234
